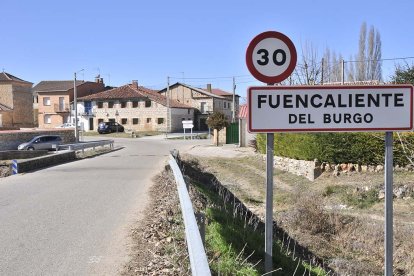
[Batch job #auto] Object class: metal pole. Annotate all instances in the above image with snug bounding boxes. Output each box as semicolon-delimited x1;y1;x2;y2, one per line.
265;132;274;273
167;76;170;133
341;59;345;85
384;131;393;276
232;76;236;123
74;72;79;143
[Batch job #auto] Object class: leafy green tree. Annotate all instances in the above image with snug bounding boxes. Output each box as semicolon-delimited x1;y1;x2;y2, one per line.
392;64;414;85
207;112;229;146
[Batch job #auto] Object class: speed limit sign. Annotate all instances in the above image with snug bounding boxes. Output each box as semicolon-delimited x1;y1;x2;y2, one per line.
246;31;297;84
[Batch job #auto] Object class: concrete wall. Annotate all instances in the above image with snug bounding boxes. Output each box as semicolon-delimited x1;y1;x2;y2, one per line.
0;129;75;150
239;118;256;147
15;151;76;173
0;150;49;160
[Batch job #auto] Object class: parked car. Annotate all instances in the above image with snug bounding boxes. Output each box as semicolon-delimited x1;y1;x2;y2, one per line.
55;123;75;128
98;122;124;134
17;135;63;150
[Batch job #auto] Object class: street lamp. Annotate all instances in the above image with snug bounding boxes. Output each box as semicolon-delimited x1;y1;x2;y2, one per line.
74;69;84;143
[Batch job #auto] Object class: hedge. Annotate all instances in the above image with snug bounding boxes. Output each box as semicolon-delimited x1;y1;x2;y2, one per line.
256;132;414;166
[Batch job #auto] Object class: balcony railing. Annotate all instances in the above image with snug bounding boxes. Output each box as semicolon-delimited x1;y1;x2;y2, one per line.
54;104;70;113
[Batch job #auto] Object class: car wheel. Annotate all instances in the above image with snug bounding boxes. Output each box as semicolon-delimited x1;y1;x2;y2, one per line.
27;147;35;150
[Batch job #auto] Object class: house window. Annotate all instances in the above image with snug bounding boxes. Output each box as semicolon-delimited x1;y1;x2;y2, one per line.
200;102;206;113
145;100;151;108
98;119;104;124
224;102;226;108
157;118;164;124
132;101;139;108
108;102;114;108
121;102;127;108
146;118;152;123
121;118;127;124
109;118;115;122
44;114;51;124
97;102;103;108
133;118;139;124
188;109;191;114
43;97;51;106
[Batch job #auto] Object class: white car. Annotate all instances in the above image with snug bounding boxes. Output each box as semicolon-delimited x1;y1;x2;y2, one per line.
55;123;75;128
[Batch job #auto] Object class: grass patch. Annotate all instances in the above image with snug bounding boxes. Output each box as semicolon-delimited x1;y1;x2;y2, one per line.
191;180;327;275
343;188;379;209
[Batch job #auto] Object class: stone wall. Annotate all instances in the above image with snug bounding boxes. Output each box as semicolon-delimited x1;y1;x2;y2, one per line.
212;128;227;145
272;156;322;181
0;129;75;150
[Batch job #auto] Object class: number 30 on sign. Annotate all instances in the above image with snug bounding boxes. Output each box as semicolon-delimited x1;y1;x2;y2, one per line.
246;31;297;84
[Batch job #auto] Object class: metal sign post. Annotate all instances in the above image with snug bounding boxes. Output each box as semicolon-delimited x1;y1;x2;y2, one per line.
246;31;297;273
265;132;274;272
384;132;393;276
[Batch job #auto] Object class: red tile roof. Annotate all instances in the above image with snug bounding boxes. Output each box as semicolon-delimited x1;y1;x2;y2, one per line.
238;104;248;118
79;84;193;109
209;88;232;97
33;81;85;92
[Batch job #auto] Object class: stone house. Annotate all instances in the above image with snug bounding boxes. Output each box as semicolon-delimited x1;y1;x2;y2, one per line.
33;78;105;128
0;72;34;128
158;83;239;130
77;81;194;132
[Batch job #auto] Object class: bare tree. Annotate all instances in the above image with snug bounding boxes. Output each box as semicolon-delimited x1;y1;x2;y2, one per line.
353;22;382;82
356;22;367;81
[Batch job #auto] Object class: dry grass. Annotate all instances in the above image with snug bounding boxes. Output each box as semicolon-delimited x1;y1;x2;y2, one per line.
185;153;414;275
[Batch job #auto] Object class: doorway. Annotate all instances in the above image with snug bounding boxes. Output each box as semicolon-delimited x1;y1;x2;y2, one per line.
89;118;94;131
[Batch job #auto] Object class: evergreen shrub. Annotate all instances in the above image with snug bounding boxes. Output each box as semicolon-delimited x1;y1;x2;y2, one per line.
256;132;414;166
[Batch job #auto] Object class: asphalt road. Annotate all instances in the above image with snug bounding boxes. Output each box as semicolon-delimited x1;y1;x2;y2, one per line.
0;136;208;275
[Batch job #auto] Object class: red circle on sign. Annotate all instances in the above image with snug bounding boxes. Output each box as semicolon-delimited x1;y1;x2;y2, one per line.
246;31;297;84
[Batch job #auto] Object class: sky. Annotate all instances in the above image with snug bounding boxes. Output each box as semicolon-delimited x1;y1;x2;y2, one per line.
2;0;414;101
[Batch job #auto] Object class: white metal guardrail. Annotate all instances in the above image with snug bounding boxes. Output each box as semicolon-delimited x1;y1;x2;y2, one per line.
58;140;114;152
169;153;211;276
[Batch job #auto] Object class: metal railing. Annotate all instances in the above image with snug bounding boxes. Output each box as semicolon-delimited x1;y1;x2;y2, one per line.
58;140;114;152
54;103;70;112
169;152;211;276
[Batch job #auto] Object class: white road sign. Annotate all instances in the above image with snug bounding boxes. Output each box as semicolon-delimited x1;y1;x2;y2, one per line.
246;31;297;84
182;120;194;129
248;85;414;132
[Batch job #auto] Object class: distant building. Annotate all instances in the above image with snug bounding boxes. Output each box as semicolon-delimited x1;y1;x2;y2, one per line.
0;72;34;128
158;83;239;130
77;81;194;132
33;77;105;128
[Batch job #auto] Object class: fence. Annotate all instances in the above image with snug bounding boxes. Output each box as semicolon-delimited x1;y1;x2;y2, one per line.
169;151;211;276
58;140;114;152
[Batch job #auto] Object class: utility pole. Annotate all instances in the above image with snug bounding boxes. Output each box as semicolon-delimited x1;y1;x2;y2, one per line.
232;76;236;123
341;59;345;85
74;69;84;143
167;76;170;134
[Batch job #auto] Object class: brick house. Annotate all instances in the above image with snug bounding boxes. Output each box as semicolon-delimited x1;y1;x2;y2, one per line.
77;81;194;132
0;72;34;128
33;78;105;128
158;83;239;130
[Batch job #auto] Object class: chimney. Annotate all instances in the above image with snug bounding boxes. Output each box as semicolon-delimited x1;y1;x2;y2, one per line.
207;83;212;92
132;80;138;89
